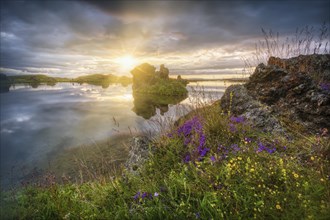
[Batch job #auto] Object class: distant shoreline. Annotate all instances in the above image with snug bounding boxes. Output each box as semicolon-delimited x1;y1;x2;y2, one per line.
1;73;248;92
186;78;248;83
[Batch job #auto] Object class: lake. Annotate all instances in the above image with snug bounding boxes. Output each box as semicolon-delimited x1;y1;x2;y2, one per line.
0;80;234;187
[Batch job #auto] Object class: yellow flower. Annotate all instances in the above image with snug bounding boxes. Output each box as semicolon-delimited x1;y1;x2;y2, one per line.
250;168;255;172
310;156;315;161
279;158;283;166
276;204;282;210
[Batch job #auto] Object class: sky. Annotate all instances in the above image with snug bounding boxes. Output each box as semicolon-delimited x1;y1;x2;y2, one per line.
0;0;329;78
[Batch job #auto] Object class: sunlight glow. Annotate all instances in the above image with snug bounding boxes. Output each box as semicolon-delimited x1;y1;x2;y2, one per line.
115;55;138;71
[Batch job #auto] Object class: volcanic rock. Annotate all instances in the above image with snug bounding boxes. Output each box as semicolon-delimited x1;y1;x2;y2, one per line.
221;54;330;134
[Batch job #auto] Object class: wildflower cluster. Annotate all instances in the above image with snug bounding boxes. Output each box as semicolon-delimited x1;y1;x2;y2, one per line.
175;116;210;162
229;116;245;123
215;143;241;161
228;115;247;133
257;142;276;154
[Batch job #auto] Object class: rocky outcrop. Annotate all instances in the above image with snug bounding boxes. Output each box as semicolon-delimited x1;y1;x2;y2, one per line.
268;54;330;81
130;63;171;89
125;137;151;174
158;64;169;79
221;84;286;135
130;63;188;96
221;54;330;134
130;63;157;90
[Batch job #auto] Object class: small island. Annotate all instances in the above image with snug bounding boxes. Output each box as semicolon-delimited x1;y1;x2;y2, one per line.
130;63;188;96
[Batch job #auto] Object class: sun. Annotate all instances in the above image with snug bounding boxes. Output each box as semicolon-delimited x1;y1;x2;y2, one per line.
116;55;138;70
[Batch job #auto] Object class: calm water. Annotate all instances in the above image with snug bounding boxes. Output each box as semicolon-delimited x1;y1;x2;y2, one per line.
0;81;233;187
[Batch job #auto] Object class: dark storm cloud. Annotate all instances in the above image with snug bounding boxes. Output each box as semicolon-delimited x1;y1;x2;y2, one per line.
1;0;329;76
83;0;330;50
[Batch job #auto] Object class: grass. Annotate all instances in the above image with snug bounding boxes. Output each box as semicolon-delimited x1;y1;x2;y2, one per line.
1;99;329;219
47;134;133;184
1;24;329;219
242;22;329;74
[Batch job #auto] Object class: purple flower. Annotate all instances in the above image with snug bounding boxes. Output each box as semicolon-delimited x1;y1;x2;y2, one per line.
198;134;206;149
177;117;205;148
257;142;266;153
210;155;216;162
230;116;245;123
177;116;203;137
229;123;237;132
184;154;191;163
199;148;210;157
266;148;276;154
154;192;159;197
141;192;148;199
195;121;203;133
195;212;201;219
257;142;276;154
133;191;141;200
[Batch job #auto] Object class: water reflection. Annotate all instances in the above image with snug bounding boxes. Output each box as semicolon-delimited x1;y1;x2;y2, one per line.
0;83;142;187
77;81;131;89
0;80;238;188
132;92;188;119
0;80;131;93
0;74;11;93
0;83;10;93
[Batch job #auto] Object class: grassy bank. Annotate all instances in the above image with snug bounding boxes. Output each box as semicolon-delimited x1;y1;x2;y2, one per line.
1;100;329;219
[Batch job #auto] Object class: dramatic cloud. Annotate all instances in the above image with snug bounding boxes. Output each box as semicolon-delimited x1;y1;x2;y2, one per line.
1;0;329;77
